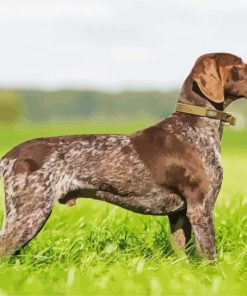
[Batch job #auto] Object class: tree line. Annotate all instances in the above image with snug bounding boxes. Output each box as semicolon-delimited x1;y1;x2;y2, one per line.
0;89;246;123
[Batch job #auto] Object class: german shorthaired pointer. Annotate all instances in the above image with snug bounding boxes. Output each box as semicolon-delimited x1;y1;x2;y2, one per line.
0;53;247;260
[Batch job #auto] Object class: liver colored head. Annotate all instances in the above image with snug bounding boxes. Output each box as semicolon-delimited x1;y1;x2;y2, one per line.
191;53;247;104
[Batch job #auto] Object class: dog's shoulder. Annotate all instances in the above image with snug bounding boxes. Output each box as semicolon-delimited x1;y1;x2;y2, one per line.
130;116;192;157
130;116;211;189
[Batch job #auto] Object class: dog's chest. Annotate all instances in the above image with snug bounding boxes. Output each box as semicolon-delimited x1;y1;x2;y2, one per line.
168;118;223;191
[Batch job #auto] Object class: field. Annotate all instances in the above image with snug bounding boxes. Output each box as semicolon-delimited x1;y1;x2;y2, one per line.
0;120;247;295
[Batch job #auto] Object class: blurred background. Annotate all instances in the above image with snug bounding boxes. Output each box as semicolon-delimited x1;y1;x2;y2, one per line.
0;0;247;153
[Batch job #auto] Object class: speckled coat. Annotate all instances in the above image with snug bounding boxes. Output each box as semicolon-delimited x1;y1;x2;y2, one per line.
0;52;247;259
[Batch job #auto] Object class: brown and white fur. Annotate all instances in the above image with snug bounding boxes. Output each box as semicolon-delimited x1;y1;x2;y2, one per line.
0;53;247;260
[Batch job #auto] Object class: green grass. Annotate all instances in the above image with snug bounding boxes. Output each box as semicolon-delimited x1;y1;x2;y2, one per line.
0;120;247;295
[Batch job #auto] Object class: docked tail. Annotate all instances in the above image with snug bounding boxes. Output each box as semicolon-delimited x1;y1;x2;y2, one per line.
0;160;3;176
0;159;8;177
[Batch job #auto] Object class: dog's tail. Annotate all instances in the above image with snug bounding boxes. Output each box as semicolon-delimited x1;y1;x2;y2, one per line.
0;158;9;177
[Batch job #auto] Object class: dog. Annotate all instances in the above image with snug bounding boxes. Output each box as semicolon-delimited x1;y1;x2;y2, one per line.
0;53;246;260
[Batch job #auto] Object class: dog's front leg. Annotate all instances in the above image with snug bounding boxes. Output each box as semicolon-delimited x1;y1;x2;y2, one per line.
168;209;192;256
186;203;216;261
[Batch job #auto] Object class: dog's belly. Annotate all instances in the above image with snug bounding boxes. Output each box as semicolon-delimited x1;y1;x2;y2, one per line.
60;186;185;215
95;187;185;215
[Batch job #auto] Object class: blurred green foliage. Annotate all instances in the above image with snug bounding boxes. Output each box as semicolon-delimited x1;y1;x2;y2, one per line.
0;90;23;123
0;89;178;122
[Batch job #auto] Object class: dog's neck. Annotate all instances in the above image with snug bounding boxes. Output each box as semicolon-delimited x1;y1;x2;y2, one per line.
178;75;224;111
176;75;224;140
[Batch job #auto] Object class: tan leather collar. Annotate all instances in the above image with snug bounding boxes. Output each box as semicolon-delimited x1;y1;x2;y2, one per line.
176;103;236;126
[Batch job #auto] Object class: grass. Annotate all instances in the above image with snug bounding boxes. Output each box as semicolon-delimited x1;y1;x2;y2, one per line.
0;120;247;295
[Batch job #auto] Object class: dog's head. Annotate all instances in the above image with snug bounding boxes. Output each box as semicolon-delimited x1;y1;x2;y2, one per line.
191;53;247;107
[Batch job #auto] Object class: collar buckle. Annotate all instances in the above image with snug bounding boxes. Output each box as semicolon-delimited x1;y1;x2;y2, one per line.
206;110;218;118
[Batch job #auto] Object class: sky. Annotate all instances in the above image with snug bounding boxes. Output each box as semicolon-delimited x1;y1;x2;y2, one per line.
0;0;247;91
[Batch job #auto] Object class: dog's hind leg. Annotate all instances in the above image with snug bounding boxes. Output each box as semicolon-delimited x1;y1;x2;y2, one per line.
168;209;192;256
0;186;53;257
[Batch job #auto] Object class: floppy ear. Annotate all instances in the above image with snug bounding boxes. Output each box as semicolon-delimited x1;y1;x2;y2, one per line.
192;57;224;103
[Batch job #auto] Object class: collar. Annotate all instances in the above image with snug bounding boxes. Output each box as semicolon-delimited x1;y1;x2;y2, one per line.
175;103;236;126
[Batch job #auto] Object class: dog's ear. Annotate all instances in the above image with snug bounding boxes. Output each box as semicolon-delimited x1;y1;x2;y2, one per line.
192;57;224;103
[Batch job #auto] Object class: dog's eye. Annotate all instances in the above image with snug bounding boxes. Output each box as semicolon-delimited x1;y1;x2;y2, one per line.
235;60;242;66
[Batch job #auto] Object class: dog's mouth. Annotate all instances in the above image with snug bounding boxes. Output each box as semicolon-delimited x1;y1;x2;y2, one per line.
227;93;246;100
235;94;246;100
